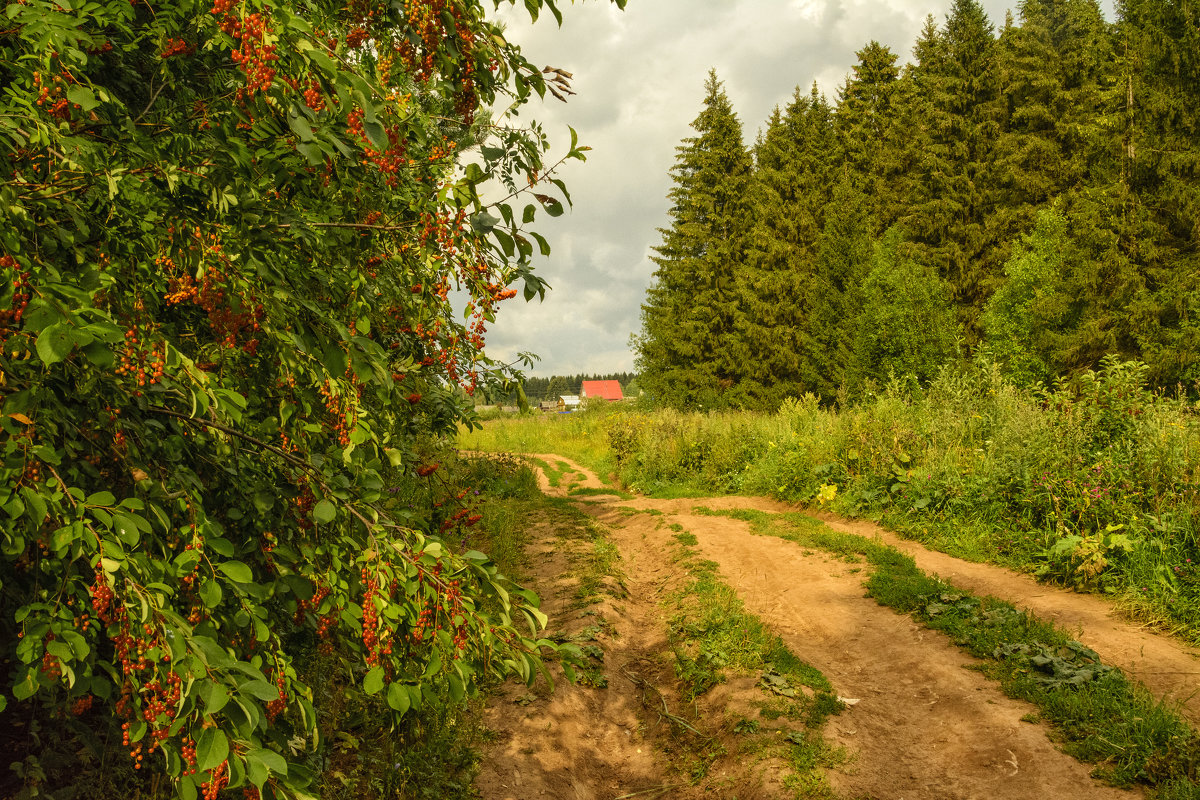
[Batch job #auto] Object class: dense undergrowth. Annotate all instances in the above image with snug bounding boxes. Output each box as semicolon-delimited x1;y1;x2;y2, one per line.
459;358;1200;645
0;453;549;800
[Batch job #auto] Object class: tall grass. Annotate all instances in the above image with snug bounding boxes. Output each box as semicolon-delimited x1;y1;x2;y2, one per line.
460;406;618;480
458;360;1200;644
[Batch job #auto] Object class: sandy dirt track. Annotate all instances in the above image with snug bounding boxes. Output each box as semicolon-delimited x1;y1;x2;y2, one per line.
475;454;1198;799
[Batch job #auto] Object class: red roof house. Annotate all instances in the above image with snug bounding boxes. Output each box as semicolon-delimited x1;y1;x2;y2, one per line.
580;380;624;403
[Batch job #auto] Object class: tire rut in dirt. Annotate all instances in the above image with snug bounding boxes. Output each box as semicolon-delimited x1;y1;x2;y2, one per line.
622;505;1139;800
809;511;1200;729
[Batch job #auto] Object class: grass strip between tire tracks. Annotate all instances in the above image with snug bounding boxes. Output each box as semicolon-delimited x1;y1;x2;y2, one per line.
694;506;1200;800
661;520;846;797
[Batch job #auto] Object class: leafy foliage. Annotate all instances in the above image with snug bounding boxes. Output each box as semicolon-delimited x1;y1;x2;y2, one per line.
982;207;1072;385
0;0;624;796
849;227;961;391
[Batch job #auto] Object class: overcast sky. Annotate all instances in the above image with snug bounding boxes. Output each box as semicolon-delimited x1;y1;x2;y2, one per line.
479;0;1114;378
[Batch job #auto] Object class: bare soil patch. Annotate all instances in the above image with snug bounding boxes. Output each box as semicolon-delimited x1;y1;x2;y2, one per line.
475;494;793;799
629;500;1138;800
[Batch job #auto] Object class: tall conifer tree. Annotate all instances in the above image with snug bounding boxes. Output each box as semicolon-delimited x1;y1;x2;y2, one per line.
836;42;904;226
989;0;1114;269
900;0;1000;341
1109;0;1200;383
728;86;837;409
635;71;752;408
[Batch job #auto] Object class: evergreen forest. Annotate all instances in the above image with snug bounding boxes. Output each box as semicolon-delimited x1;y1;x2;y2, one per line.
635;0;1200;410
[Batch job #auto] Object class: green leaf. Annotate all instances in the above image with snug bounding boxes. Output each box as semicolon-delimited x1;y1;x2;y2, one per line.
66;85;99;111
246;747;288;779
199;681;230;714
362;119;387;150
312;500;336;524
20;487;47;526
218;561;253;584
239;679;280;701
35;322;77;366
12;670;37;700
287;106;315;142
471;212;499;234
363;666;385;695
199;575;223;606
112;513;141;546
85;491;116;507
386;682;410;714
195;727;229;772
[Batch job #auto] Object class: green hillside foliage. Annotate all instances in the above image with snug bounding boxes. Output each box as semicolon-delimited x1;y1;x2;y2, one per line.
636;0;1200;409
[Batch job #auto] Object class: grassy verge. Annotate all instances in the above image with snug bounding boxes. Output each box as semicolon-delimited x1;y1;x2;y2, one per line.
697;506;1200;799
661;519;845;797
466;364;1200;647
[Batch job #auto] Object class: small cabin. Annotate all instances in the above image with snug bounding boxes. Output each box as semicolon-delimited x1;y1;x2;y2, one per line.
557;395;580;412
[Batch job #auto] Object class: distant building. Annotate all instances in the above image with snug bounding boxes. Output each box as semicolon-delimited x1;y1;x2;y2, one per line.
558;395;580;412
580;380;624;403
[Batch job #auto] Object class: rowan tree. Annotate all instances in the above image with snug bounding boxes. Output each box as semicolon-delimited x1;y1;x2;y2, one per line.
0;0;624;796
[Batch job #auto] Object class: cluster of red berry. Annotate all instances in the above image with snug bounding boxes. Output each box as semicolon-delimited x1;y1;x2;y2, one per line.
32;70;78;121
180;737;198;776
0;255;31;339
114;328;166;389
201;759;228;800
163;245;264;352
360;568;382;666
302;77;325;112
296;581;336;645
265;664;288;721
213;4;278;100
160;38;194;58
318;379;357;448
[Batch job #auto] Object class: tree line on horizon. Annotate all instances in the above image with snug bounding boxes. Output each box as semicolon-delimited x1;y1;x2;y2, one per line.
634;0;1199;410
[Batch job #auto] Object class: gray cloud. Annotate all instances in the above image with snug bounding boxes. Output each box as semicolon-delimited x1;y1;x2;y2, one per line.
480;0;1114;377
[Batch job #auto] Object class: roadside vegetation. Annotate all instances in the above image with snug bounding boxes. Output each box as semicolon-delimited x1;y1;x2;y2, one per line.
461;358;1200;647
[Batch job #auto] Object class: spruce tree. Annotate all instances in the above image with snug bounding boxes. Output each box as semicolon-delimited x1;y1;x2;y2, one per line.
989;0;1114;271
728;86;836;409
811;177;876;400
899;0;1000;342
835;41;904;226
1108;0;1200;384
635;71;752;408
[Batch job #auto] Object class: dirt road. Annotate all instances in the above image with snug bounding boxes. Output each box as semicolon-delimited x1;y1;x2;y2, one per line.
476;454;1200;799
